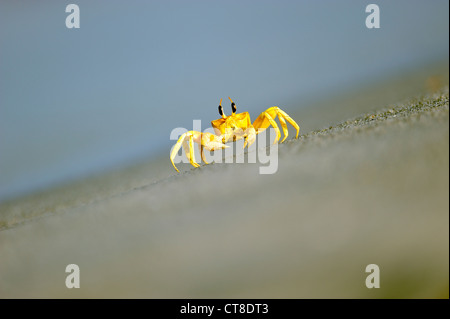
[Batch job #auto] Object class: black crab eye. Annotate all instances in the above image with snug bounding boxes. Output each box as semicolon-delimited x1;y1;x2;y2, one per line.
231;102;236;113
218;105;223;116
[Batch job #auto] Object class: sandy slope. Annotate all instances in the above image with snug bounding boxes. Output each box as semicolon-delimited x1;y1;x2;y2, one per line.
0;83;448;298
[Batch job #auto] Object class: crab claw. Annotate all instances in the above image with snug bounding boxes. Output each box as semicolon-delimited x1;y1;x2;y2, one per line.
201;132;229;151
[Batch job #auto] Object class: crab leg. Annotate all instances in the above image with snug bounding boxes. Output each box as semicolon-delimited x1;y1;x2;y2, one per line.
199;143;209;165
252;106;299;143
182;139;191;162
171;131;199;172
180;133;200;168
170;131;228;172
253;111;281;144
243;126;256;148
189;133;200;168
278;115;289;143
277;108;300;139
171;132;187;172
266;112;281;144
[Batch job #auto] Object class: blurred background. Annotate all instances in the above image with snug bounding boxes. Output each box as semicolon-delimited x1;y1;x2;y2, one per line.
0;0;448;202
0;0;448;299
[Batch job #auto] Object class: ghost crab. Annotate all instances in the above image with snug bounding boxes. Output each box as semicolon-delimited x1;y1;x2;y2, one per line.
170;97;300;172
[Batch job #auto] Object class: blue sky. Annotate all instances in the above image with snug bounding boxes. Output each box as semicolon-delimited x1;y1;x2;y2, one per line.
0;0;448;201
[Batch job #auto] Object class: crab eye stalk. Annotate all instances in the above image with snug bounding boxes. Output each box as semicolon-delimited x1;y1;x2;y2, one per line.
228;97;236;114
218;98;226;118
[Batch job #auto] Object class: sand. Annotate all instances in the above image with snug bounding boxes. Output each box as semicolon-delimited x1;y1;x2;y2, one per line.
0;67;448;298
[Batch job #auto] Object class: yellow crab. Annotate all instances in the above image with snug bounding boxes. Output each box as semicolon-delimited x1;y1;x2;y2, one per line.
170;97;300;172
